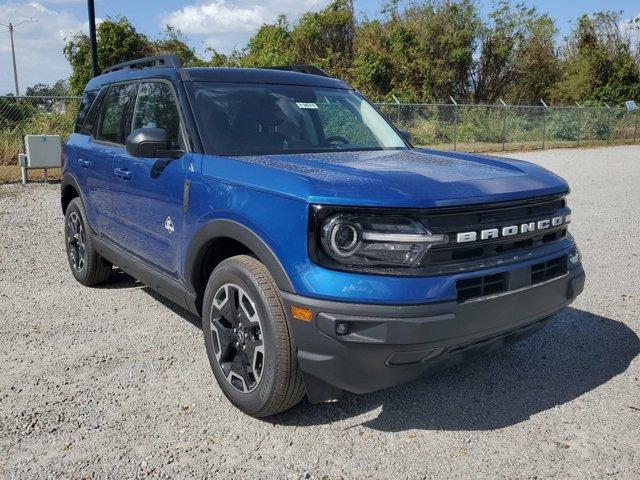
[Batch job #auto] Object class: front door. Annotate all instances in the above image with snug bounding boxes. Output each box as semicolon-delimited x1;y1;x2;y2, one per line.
87;83;138;236
110;80;187;279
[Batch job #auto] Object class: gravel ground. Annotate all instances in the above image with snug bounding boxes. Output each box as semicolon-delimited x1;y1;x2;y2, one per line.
1;145;639;479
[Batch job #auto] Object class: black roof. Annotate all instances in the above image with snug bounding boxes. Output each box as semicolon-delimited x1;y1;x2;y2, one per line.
182;67;349;89
85;56;350;91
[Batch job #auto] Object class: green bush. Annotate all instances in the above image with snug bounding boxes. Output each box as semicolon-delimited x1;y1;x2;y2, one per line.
546;110;579;140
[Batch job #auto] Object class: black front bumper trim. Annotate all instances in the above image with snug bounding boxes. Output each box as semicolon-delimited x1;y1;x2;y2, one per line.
282;266;585;400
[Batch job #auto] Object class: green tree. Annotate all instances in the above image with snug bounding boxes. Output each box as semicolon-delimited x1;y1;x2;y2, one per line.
552;11;640;104
508;15;560;102
25;79;69;97
291;0;356;78
472;2;557;103
60;4;639;106
351;0;480;101
350;19;395;98
64;17;154;95
205;48;243;67
240;15;296;67
152;26;205;66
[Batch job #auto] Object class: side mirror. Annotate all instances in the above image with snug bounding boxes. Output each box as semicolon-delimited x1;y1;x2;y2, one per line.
126;128;183;159
398;129;413;143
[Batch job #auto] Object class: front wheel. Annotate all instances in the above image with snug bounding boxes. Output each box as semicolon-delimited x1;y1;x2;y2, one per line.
202;255;305;417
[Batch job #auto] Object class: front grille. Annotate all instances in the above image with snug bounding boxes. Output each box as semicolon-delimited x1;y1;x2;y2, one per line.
531;255;567;284
456;272;507;302
420;194;570;274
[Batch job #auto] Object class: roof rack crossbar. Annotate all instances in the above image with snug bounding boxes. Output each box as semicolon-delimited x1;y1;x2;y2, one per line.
267;65;332;78
102;55;183;74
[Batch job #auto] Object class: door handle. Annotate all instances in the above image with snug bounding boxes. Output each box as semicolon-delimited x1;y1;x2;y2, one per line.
113;167;132;180
78;158;91;168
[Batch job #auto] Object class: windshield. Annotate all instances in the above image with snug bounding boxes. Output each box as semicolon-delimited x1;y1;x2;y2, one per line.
188;82;408;156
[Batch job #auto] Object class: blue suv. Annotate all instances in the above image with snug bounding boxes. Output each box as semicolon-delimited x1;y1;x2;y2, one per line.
62;55;585;417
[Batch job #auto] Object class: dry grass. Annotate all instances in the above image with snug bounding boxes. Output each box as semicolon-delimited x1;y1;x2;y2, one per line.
0;166;61;185
427;137;638;153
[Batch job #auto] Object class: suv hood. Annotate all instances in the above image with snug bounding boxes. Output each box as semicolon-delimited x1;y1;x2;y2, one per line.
201;148;569;208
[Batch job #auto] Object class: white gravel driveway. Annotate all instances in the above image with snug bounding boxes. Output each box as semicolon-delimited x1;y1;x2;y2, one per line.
1;145;639;479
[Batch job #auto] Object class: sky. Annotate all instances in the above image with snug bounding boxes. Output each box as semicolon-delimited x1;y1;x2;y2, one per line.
0;0;638;95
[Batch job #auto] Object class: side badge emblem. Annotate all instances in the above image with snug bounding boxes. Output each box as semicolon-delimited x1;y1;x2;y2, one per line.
165;216;175;234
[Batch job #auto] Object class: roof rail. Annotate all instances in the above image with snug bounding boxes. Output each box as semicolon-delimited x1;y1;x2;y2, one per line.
267;65;332;78
102;55;183;74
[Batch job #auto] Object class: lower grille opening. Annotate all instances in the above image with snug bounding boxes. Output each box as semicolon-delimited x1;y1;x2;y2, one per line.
456;272;507;302
531;255;567;284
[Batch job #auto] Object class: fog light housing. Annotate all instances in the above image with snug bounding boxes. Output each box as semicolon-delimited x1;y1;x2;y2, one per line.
335;322;350;335
568;247;581;267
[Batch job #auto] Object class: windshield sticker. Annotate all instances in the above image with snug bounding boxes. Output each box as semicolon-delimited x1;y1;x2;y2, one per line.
296;102;318;109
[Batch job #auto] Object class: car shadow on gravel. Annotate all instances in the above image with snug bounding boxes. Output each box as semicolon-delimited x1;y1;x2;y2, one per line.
100;270;204;329
271;307;640;432
143;287;202;330
97;269;142;289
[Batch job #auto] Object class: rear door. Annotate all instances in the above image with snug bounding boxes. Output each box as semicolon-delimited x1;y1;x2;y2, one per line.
64;89;100;227
110;80;186;278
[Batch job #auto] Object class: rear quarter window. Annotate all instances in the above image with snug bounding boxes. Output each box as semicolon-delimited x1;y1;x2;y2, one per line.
80;88;106;135
74;90;98;133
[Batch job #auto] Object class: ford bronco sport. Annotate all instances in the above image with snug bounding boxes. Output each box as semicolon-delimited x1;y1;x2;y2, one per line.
61;55;585;417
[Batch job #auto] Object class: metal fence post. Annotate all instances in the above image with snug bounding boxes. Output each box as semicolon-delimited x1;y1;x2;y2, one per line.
540;99;548;149
499;98;507;151
392;95;401;125
604;102;611;144
450;96;458;151
576;102;583;146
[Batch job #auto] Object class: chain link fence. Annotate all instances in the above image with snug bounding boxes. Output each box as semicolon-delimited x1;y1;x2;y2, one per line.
0;95;638;184
375;102;639;152
0;95;79;184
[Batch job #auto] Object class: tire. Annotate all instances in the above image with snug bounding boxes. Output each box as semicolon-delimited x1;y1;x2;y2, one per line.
64;197;112;286
202;255;305;417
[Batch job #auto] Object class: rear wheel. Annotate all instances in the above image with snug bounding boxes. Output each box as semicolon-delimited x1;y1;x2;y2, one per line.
202;255;304;417
64;198;112;286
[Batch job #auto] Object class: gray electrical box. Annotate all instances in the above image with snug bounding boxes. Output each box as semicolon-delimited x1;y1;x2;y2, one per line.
20;135;62;185
25;135;61;168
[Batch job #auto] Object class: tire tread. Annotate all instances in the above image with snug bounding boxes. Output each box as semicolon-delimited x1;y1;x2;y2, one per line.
66;198;112;286
210;255;305;417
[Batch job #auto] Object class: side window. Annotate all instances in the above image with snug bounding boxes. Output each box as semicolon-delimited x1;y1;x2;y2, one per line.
74;90;98;133
96;83;137;144
132;82;181;148
81;88;106;135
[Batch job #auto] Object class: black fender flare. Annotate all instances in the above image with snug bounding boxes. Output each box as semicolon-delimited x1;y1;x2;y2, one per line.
185;219;295;296
60;173;84;213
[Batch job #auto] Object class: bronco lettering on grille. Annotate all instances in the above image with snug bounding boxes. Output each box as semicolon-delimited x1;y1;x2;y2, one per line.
455;214;570;243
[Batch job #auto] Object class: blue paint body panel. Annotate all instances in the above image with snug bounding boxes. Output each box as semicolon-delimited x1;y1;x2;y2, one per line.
194;148;568;208
63;65;574;308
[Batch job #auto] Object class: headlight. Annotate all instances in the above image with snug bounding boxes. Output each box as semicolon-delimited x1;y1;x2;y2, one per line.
317;212;448;268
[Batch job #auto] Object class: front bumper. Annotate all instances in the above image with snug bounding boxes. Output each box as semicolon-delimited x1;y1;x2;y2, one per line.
282;265;585;400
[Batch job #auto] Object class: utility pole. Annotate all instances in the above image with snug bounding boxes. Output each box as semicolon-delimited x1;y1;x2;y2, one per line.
87;0;99;77
0;19;38;97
